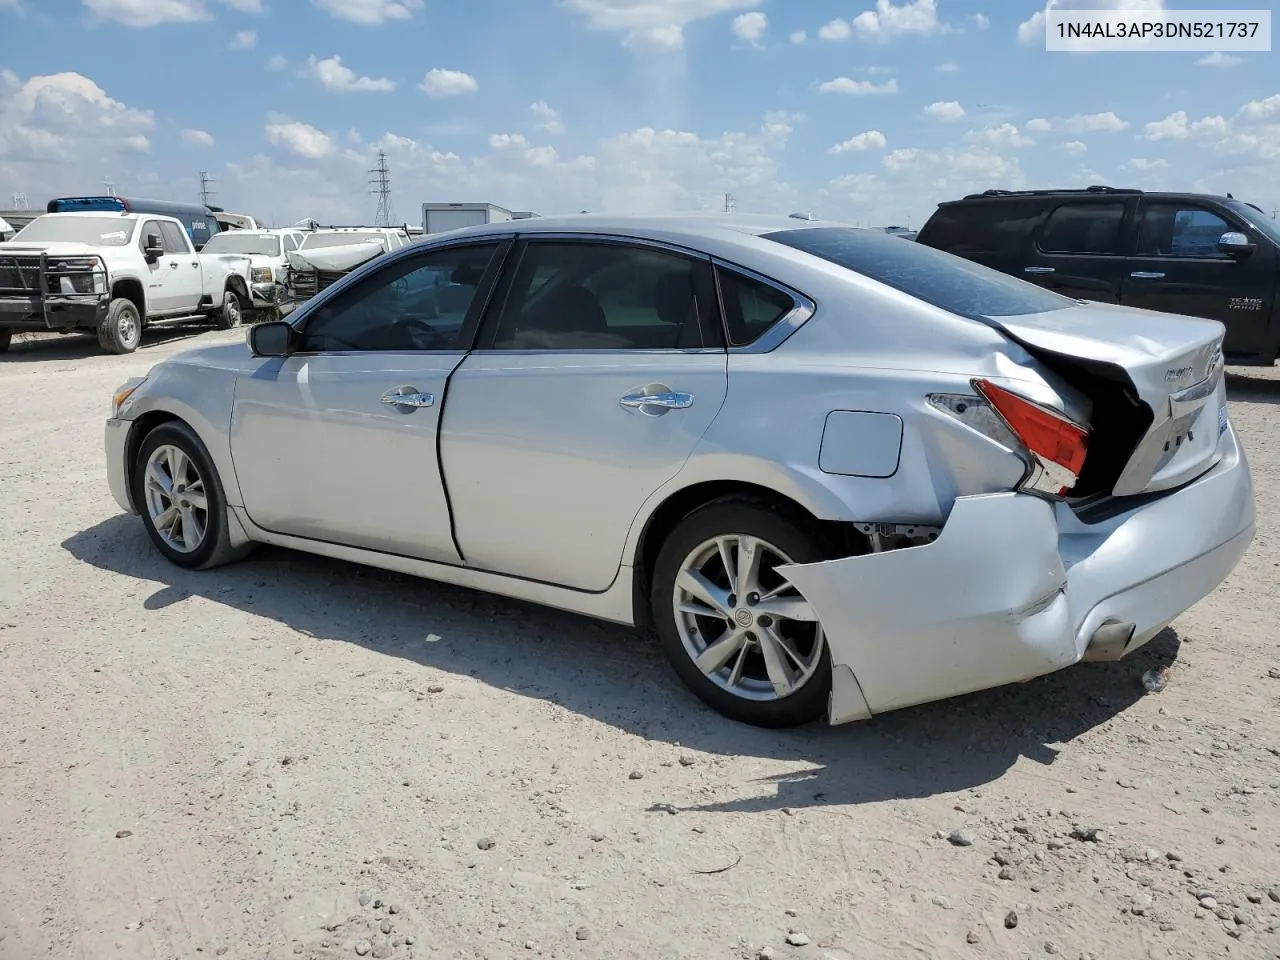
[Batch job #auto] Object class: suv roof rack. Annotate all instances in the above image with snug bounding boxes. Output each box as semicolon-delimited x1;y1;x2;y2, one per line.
959;186;1143;201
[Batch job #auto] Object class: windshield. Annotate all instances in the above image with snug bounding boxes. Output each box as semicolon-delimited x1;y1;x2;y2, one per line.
301;232;385;250
12;216;136;246
201;233;281;256
765;226;1075;319
1225;200;1280;248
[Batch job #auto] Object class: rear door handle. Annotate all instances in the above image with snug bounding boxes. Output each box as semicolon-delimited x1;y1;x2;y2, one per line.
1130;271;1165;280
381;386;434;409
1023;266;1054;274
619;390;694;415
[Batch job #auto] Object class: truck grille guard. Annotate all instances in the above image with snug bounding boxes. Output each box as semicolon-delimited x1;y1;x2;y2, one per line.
0;252;108;327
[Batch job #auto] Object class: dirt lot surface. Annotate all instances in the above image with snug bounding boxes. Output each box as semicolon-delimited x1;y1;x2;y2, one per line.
1;327;1278;960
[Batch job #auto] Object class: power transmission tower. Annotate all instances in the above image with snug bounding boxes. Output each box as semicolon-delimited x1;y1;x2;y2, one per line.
104;176;115;197
723;192;736;213
11;192;27;209
198;171;216;207
369;151;393;226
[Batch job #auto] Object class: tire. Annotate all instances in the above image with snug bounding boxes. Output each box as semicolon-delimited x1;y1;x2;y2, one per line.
0;330;11;353
131;420;252;570
215;289;243;330
650;497;838;728
97;298;142;354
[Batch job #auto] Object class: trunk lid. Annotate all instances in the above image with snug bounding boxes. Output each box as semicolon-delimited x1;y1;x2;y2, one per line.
987;301;1226;497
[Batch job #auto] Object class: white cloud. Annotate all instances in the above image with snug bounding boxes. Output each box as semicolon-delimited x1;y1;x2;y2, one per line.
419;68;478;98
562;0;760;50
1025;117;1052;133
1143;110;1188;141
265;117;335;159
817;18;852;40
731;11;766;43
969;12;989;29
181;128;215;147
1124;157;1168;170
934;61;959;72
1017;0;1164;46
1063;140;1087;155
229;29;256;50
1238;94;1280;122
968;123;1035;148
310;0;423;23
828;130;887;154
923;100;965;121
80;0;262;26
530;101;565;135
789;29;807;43
1062;111;1129;133
122;134;150;153
851;0;942;41
1190;115;1229;137
267;54;288;71
817;77;899;95
1198;52;1242;68
305;55;395;92
0;69;155;165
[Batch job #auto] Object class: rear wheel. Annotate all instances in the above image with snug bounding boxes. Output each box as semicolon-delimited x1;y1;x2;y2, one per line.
215;290;243;330
132;420;251;569
651;498;836;728
97;298;142;354
0;330;11;353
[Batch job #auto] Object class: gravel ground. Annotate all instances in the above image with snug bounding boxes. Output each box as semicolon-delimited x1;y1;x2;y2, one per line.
1;326;1279;960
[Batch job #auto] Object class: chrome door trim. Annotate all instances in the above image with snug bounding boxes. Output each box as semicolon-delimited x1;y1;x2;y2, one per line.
711;258;817;355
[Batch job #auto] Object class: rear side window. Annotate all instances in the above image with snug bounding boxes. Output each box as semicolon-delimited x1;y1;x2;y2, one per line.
1039;202;1126;255
917;199;1042;263
717;268;797;346
766;226;1075;319
158;221;190;254
283;234;299;253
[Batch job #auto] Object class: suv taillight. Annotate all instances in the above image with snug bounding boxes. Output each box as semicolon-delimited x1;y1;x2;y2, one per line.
973;378;1089;498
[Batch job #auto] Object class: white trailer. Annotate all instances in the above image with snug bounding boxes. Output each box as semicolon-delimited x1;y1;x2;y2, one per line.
421;202;538;235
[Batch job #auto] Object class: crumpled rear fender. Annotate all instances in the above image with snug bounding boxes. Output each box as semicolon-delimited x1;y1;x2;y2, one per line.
778;493;1073;718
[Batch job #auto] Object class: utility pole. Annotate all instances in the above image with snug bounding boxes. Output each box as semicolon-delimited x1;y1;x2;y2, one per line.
722;192;736;214
198;171;216;207
369;151;393;226
11;192;27;209
103;176;115;198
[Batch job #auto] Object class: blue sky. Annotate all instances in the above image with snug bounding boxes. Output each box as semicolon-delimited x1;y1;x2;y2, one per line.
1;0;1277;228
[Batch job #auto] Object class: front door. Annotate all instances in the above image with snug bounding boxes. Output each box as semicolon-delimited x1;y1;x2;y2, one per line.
1121;200;1278;357
229;241;505;561
138;218;181;312
439;237;728;591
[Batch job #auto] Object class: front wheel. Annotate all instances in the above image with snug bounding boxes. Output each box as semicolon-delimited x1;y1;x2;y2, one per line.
215;290;243;330
132;420;251;569
97;298;142;354
650;498;837;728
0;330;11;353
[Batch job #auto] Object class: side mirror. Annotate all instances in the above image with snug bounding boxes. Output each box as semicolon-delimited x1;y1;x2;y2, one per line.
1218;231;1255;257
248;320;294;357
144;234;164;263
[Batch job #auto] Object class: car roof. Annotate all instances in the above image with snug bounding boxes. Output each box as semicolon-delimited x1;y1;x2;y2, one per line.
421;213;844;246
942;187;1236;206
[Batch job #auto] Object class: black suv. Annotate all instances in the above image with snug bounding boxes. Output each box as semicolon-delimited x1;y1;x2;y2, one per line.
916;187;1280;365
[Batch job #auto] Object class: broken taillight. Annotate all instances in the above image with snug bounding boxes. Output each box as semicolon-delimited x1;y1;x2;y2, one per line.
973;378;1090;498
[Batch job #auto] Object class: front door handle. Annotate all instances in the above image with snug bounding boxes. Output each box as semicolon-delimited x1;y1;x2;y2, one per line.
1130;271;1166;280
381;385;434;409
191;262;199;268
169;262;179;269
1023;266;1055;274
619;390;694;416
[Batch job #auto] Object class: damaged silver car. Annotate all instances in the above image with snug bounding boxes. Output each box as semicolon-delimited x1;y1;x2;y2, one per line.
103;215;1255;728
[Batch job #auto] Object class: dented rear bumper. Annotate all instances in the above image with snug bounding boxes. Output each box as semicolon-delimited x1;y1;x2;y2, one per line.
778;424;1255;725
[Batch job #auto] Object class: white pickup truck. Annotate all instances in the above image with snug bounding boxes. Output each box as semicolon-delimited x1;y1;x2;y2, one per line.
0;211;253;354
197;228;307;321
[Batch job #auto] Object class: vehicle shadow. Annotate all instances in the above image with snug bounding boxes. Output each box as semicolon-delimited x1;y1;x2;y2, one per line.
63;515;1180;812
0;325;211;362
1226;370;1280;405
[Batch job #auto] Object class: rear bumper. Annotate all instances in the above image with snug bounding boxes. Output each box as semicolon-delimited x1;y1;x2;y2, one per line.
105;417;134;515
778;424;1255;724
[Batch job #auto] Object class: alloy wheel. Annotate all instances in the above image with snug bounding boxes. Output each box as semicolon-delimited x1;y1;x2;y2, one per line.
142;444;209;553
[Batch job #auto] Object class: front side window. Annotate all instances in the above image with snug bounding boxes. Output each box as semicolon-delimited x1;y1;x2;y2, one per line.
766;226;1075;319
297;242;499;352
138;220;164;253
1137;204;1233;259
492;241;708;350
1038;202;1126;256
158;221;190;255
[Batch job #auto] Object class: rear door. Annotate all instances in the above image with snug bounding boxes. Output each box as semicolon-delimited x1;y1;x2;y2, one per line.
439;236;728;591
157;220;203;311
1022;198;1135;302
916;198;1043;277
1121;199;1278;357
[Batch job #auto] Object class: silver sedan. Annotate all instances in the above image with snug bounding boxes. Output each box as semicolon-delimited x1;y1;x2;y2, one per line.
104;215;1256;728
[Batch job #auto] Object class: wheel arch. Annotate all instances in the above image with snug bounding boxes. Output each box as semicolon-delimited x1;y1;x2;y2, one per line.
224;274;250;303
123;410;185;513
111;277;146;317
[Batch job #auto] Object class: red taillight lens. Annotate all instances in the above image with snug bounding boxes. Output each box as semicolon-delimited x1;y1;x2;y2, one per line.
974;379;1089;494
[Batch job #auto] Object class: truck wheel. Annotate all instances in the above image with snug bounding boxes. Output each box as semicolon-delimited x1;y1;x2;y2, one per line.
215;290;243;330
0;330;11;353
97;298;142;354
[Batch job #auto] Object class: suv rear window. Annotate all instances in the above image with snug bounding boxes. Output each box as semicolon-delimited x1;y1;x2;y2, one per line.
765;226;1074;319
916;199;1042;262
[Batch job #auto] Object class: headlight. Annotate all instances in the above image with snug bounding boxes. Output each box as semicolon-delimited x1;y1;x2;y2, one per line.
251;267;273;283
111;377;147;417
